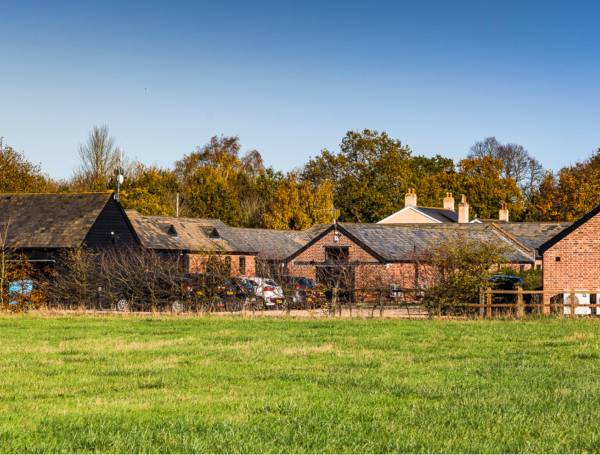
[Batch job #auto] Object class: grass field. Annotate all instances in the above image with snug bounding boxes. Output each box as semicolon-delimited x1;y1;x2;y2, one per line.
2;315;600;453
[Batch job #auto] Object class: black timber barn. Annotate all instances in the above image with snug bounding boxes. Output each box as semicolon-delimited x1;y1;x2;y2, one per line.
0;192;140;265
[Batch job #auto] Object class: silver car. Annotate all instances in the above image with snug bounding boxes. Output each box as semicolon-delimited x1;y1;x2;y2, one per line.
238;277;286;308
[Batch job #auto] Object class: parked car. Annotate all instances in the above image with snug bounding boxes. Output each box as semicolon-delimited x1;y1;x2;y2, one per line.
489;275;523;290
186;273;247;312
237;277;285;309
8;279;36;306
269;275;327;309
111;273;198;312
489;275;524;304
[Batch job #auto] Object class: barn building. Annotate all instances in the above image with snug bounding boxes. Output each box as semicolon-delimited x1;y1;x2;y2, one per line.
0;192;140;267
282;223;535;289
538;205;600;307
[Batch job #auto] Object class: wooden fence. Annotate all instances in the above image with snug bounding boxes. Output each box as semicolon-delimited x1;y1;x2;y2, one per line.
475;288;600;317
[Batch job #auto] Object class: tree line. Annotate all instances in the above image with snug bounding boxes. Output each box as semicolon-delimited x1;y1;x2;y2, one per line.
1;126;598;228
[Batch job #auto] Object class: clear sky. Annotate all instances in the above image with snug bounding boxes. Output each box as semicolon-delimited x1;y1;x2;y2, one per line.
1;0;599;179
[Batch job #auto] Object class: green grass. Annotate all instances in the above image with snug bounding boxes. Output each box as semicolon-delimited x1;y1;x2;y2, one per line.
2;315;600;453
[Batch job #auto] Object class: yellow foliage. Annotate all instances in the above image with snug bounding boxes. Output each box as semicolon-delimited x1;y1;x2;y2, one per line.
262;172;335;230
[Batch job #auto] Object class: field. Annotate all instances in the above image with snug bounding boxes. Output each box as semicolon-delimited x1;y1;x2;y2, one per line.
2;315;600;453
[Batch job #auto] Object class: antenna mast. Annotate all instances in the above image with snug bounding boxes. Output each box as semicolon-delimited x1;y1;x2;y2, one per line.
316;204;337;229
116;147;124;201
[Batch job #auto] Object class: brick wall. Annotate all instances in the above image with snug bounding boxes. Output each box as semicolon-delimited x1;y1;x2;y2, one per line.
543;213;600;308
288;229;418;289
189;253;256;277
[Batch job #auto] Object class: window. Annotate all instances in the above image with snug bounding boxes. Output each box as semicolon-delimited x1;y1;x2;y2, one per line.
556;257;561;262
239;256;246;275
325;246;349;262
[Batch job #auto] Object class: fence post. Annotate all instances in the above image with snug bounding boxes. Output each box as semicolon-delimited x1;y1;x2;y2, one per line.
516;286;524;318
479;289;485;317
570;289;575;318
486;287;492;318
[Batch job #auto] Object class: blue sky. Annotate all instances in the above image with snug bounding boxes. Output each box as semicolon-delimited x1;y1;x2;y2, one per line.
1;0;599;179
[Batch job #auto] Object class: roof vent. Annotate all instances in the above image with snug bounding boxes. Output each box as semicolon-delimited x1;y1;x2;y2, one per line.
201;226;221;240
157;223;178;237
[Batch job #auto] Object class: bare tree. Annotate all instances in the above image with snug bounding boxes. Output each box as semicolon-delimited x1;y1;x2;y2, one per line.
468;137;545;200
73;125;118;190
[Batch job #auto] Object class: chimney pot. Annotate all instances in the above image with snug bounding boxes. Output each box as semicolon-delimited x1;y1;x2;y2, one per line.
405;188;417;207
499;202;509;222
458;194;469;223
443;192;455;211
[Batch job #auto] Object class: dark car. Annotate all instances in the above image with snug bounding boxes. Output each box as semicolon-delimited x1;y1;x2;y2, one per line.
110;273;198;312
489;275;523;290
185;273;248;311
270;275;326;309
489;275;524;304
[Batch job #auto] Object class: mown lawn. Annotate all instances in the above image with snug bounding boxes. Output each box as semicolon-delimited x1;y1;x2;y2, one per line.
1;315;600;453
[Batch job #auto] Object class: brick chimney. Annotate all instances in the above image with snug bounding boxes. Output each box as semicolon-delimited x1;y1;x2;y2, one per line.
458;194;469;223
405;188;417;207
443;192;455;211
499;202;509;222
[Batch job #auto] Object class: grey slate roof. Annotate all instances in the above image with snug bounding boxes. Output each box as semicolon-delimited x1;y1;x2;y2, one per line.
0;193;113;248
415;207;460;223
336;223;534;263
496;222;573;240
126;211;313;259
217;227;312;260
125;210;229;251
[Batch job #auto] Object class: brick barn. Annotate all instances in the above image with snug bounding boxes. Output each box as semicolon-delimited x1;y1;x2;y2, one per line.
539;205;600;307
283;223;535;289
126;210;313;277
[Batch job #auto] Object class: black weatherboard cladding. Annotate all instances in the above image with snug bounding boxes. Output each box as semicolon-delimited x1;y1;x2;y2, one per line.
84;197;139;249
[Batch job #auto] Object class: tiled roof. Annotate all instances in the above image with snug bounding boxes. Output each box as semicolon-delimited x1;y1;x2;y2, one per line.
0;193;113;248
218;227;312;260
125;211;228;251
126;211;313;259
495;222;573;239
337;223;533;263
415;207;460;223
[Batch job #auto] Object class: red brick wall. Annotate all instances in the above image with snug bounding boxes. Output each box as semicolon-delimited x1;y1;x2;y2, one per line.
189;254;256;277
288;230;418;289
543;213;600;308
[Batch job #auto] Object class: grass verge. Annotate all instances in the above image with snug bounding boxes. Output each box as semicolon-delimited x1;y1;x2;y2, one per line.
1;314;600;453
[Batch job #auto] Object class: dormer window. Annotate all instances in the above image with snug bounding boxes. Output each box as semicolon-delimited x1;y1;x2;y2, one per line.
201;226;221;240
157;223;178;237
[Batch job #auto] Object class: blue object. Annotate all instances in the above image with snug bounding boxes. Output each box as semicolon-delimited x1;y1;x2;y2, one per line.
8;280;34;305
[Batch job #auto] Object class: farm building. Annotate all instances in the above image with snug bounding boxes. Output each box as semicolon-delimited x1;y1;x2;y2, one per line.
538;205;600;306
125;210;314;276
0;192;140;266
282;222;536;289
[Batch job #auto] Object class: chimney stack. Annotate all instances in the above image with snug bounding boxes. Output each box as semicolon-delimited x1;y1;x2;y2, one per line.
405;188;417;207
458;194;469;223
499;202;509;222
443;192;455;211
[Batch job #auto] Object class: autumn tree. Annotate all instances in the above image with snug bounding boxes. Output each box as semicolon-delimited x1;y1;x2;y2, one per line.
186;167;242;225
417;156;525;220
72;125;118;191
0;138;51;193
118;163;182;216
527;149;600;222
303;129;416;223
263;171;334;230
